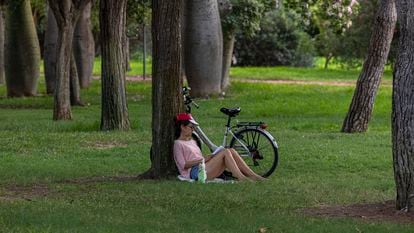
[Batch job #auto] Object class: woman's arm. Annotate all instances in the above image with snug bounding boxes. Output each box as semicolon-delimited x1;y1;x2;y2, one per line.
184;158;204;169
204;155;213;162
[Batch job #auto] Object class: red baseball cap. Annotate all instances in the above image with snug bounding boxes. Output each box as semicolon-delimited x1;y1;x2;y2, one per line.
176;113;199;126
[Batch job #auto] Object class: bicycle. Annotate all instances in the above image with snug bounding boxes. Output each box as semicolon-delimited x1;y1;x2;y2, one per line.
183;87;279;177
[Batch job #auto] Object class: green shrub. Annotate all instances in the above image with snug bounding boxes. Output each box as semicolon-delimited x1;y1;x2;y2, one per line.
234;9;315;67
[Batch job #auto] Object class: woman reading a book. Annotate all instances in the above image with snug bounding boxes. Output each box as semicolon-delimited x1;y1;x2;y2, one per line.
173;113;265;181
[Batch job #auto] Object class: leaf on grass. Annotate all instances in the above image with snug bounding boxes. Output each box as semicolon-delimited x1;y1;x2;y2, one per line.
258;227;268;233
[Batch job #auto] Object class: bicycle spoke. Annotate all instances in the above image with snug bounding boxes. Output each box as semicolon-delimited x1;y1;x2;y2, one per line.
230;128;278;177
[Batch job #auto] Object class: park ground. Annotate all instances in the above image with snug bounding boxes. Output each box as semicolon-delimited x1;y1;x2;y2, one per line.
0;63;413;232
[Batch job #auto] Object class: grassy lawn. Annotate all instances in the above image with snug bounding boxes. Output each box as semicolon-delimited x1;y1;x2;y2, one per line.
0;75;409;232
97;57;393;82
230;66;393;82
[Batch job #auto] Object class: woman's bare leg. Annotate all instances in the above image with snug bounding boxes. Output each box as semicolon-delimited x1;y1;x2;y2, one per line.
228;148;266;181
205;149;248;181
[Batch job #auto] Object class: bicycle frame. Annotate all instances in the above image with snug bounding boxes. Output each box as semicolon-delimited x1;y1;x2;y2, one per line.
192;117;252;157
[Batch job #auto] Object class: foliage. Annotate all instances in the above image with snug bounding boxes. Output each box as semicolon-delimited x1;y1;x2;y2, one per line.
284;0;361;68
333;0;397;68
126;0;151;37
220;0;276;37
284;0;359;33
233;8;315;67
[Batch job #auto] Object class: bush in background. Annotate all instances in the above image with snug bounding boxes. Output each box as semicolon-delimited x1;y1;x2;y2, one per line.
233;9;315;67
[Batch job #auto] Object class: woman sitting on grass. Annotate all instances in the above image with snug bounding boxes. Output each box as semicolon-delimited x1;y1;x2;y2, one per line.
173;113;265;182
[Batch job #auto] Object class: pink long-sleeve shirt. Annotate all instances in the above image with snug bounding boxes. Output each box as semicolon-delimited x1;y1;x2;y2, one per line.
173;139;204;178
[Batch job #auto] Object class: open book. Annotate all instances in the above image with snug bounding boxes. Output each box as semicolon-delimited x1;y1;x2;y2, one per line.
212;146;225;156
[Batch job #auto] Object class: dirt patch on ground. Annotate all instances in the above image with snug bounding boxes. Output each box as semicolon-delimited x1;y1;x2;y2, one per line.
0;176;138;202
238;79;393;87
0;184;51;202
85;141;128;150
96;75;394;87
61;175;139;185
301;200;414;224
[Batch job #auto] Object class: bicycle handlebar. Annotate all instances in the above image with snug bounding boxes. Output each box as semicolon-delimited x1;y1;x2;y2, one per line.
183;87;199;109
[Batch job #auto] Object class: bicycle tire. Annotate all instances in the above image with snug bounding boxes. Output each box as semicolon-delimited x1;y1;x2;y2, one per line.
229;128;278;177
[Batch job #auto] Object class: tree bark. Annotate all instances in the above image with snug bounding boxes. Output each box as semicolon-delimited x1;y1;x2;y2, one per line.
180;0;187;81
73;2;95;89
341;0;396;133
393;0;414;211
48;0;92;120
5;0;40;97
100;0;130;131
122;5;130;72
141;0;183;179
221;32;235;91
0;5;4;85
184;0;223;97
70;52;82;106
218;0;233;92
44;5;58;94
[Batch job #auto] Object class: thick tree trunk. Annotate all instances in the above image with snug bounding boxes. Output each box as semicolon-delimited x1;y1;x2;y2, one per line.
124;37;131;72
341;0;396;133
5;0;40;97
48;0;92;120
44;6;58;94
180;0;187;81
122;5;130;72
393;0;414;211
53;23;74;120
0;6;4;85
70;52;83;106
218;0;233;92
221;32;235;91
73;2;95;89
141;0;183;179
100;0;130;130
184;0;223;97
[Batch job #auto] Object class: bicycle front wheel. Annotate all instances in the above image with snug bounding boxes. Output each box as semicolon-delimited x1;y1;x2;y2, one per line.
230;128;278;177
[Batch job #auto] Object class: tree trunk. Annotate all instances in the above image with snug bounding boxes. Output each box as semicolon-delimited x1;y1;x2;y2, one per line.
180;0;187;81
99;0;130;131
324;54;332;69
184;0;223;97
48;0;92;120
0;5;4;85
393;0;414;211
70;52;83;106
5;0;40;97
122;5;130;72
341;0;396;133
124;37;131;72
141;0;183;179
53;22;74;120
221;32;235;91
73;2;95;89
44;5;58;94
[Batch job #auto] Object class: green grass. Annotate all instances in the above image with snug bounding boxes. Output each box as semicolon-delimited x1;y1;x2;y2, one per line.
230;66;393;82
0;74;410;232
88;57;392;82
93;57;153;77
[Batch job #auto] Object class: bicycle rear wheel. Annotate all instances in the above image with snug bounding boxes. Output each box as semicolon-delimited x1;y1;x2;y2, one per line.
230;128;278;177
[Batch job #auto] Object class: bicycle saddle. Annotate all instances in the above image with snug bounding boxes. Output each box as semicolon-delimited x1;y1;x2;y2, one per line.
220;107;241;117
